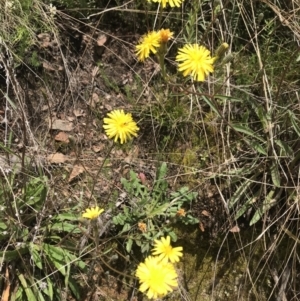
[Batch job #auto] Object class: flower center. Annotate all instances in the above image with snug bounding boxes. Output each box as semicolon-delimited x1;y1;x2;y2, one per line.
150;267;165;287
164;245;172;255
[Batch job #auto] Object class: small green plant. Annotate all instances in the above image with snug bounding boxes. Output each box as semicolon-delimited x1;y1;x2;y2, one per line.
0;165;86;300
112;162;199;253
225;94;300;225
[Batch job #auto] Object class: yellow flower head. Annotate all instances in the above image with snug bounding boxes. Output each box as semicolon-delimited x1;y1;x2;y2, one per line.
152;236;183;263
149;0;184;8
82;206;104;220
135;31;160;62
158;29;174;43
136;256;178;299
103;109;139;144
176;44;216;82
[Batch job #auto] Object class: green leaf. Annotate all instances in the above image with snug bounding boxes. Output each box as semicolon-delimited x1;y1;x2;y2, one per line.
229;179;253;208
270;162;280;187
244;138;267;155
153;163;168;193
197;89;221;117
68;277;82;300
17;273;37;301
275;139;293;157
235;194;259;220
30;243;43;269
121;170;148;198
253;105;268;132
56;213;78;221
141;242;149;253
112;214;125;226
241;110;250;124
43;244;67;275
156;162;167;180
12;286;25;301
0;221;7;230
215;95;243;103
44;277;54;300
182;215;199;225
168;231;177;242
63;248;86;271
65;258;71;293
250;189;276;225
126;238;133;253
122;223;131;233
50;222;81;233
147;203;169;218
4;93;17;110
232;124;264;143
288;110;300;137
0;247;29;262
171;187;198;203
43;243;85;299
24;177;48;208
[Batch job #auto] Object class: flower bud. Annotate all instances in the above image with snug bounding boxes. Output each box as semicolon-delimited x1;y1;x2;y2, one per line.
222;53;234;64
215;42;229;59
257;13;264;25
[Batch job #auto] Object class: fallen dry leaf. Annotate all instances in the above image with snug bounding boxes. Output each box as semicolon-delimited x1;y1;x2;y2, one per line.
138;172;147;184
73;109;85;117
92;144;105;153
42;60;63;71
96;34;107;46
50;119;73;131
199;221;205;232
229;225;240;233
66;116;75;122
92;66;99;78
54;132;69;143
1;266;10;301
88;93;100;108
68;164;85;182
37;33;51;41
41;105;49;112
201;210;211;217
47;153;67;164
43;61;56;71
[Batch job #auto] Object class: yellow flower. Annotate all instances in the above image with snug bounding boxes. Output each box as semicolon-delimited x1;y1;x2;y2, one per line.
82;206;104;220
158;29;174;43
150;0;184;8
152;236;183;263
136;256;178;299
103;109;139;144
176;44;216;81
135;31;160;62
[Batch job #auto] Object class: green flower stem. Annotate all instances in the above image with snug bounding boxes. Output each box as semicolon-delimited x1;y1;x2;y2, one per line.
88;143;115;205
158;4;163;29
93;220;99;252
156;5;167;80
157;42;167;80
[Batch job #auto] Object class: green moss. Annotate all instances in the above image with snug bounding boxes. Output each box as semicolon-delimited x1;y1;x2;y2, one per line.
169;227;277;301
